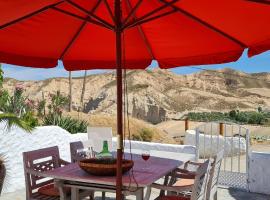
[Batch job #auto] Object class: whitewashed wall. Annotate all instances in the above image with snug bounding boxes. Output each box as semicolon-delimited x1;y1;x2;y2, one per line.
249;151;270;195
0;123;87;194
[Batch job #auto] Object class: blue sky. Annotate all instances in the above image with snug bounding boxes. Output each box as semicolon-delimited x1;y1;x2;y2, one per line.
1;49;270;80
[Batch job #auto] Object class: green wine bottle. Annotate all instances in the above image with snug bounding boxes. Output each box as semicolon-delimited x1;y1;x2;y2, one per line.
96;140;113;159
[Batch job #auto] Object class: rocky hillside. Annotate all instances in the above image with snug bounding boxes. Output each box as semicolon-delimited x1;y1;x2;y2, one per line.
3;68;270;124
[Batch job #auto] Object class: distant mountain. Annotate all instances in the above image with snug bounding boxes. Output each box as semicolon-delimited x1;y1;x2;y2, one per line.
3;68;270;124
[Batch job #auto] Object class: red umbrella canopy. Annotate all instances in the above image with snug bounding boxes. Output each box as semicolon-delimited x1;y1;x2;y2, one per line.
0;0;270;70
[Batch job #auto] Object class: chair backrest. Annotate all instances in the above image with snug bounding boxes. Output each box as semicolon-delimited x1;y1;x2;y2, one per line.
23;146;61;199
190;160;211;200
70;140;94;162
206;150;224;200
87;127;112;152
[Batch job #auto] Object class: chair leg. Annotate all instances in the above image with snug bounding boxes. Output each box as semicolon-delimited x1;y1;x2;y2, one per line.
102;191;106;200
214;191;218;200
89;191;95;200
160;175;169;197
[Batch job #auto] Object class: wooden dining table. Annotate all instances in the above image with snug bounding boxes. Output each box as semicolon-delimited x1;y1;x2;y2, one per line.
40;153;183;200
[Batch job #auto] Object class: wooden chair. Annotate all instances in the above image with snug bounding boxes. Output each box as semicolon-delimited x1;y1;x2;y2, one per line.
23;146;71;200
70;141;101;200
205;150;224;200
152;159;211;200
70;141;93;163
158;150;224;200
23;146;92;200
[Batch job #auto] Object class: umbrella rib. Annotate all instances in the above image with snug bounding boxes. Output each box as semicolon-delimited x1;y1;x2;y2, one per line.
158;0;247;48
0;1;65;30
123;0;179;29
59;0;103;60
125;9;177;29
246;0;270;5
122;0;143;26
52;7;112;30
125;0;156;60
103;0;115;24
65;0;114;30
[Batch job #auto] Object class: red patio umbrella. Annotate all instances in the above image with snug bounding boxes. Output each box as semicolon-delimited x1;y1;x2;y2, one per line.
1;0;270;199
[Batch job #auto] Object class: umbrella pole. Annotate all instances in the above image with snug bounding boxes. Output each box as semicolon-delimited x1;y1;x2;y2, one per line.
115;0;123;200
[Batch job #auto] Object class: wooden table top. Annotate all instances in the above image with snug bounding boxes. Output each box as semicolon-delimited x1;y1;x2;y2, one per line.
41;154;182;187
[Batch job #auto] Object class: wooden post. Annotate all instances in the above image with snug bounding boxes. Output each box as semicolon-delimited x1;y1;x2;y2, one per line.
115;1;123;200
68;71;72;112
185;118;189;131
219;122;224;136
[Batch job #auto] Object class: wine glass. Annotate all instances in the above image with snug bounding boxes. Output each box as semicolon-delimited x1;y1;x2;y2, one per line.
141;150;150;170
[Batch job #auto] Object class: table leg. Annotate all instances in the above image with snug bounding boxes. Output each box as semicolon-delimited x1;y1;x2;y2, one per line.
144;186;151;200
71;187;79;200
54;180;67;200
135;188;144;200
102;191;106;200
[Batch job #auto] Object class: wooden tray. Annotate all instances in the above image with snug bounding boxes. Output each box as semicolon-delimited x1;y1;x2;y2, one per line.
79;158;134;176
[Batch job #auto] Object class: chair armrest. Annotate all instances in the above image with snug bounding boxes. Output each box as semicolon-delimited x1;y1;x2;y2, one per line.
183;160;203;169
173;172;196;179
187;161;203;166
151;183;192;193
169;168;196;179
174;168;190;174
60;159;70;166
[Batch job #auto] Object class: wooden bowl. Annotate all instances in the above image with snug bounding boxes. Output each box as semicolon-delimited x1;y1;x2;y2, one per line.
78;158;134;176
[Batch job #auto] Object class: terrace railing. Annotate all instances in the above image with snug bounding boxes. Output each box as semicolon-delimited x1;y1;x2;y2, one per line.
195;121;250;191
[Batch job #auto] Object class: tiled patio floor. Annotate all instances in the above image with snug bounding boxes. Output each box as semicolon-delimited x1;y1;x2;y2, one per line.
1;188;269;200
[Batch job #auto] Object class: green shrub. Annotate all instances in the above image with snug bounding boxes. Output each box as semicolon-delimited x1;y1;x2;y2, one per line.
187;110;268;125
21;112;39;128
131;134;142;141
132;128;153;142
43;114;88;134
140;128;153;142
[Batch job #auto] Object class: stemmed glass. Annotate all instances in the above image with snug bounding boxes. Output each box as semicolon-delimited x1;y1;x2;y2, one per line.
141;150;150;170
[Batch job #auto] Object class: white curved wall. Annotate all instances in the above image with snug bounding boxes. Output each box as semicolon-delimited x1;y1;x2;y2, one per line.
0;123;87;194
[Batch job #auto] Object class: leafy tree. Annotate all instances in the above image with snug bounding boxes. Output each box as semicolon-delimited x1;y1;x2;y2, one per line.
258;106;263;113
48;90;69;116
37;99;46;117
229;110;237;118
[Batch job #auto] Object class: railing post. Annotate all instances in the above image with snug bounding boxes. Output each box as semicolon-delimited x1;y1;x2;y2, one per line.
185;117;189;131
246;129;250;192
219;122;224;136
195;128;200;161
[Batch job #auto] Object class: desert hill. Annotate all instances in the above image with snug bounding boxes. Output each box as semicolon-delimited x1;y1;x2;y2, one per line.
3;68;270;124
